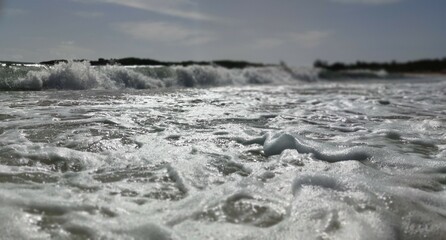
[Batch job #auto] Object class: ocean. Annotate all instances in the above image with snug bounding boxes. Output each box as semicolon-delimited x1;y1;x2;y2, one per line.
0;62;445;239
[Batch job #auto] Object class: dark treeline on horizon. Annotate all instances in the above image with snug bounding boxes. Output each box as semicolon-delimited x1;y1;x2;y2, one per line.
2;57;446;73
314;58;446;73
37;58;267;69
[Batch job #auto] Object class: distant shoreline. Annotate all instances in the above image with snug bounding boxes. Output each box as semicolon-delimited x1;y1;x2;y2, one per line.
1;57;445;76
314;58;446;75
0;58;271;69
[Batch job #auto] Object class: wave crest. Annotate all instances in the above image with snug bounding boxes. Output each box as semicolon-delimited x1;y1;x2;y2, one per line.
0;61;317;91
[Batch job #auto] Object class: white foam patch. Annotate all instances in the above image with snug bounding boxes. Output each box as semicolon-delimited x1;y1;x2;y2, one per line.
241;132;372;162
0;79;445;239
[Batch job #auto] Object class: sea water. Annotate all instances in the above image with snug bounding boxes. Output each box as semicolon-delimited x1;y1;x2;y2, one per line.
0;62;445;239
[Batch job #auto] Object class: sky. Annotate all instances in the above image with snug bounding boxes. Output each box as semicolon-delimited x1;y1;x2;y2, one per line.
0;0;445;66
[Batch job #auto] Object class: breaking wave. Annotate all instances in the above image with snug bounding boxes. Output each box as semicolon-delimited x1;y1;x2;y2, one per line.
0;61;319;91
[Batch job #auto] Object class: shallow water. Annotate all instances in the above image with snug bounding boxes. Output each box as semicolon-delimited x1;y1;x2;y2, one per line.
1;79;446;239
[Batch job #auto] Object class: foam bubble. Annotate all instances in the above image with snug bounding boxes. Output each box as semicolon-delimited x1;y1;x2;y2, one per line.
242;132;371;162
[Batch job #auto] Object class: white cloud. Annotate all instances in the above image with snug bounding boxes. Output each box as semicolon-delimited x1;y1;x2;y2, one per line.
1;53;24;61
49;41;94;59
328;0;402;5
2;8;28;17
0;48;27;61
253;30;332;49
252;38;284;49
73;0;214;21
115;21;214;45
288;30;332;48
75;11;104;18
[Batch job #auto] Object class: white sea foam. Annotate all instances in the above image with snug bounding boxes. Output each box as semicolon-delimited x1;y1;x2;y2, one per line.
0;61;318;90
0;71;445;239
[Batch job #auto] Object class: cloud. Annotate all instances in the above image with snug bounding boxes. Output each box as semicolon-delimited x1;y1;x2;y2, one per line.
327;0;402;5
252;38;284;49
0;47;27;61
2;8;28;17
73;0;214;21
114;21;214;45
288;30;332;48
75;11;104;18
1;53;24;61
253;30;332;49
49;41;94;59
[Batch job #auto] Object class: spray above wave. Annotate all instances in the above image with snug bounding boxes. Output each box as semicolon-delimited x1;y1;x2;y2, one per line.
0;61;318;91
